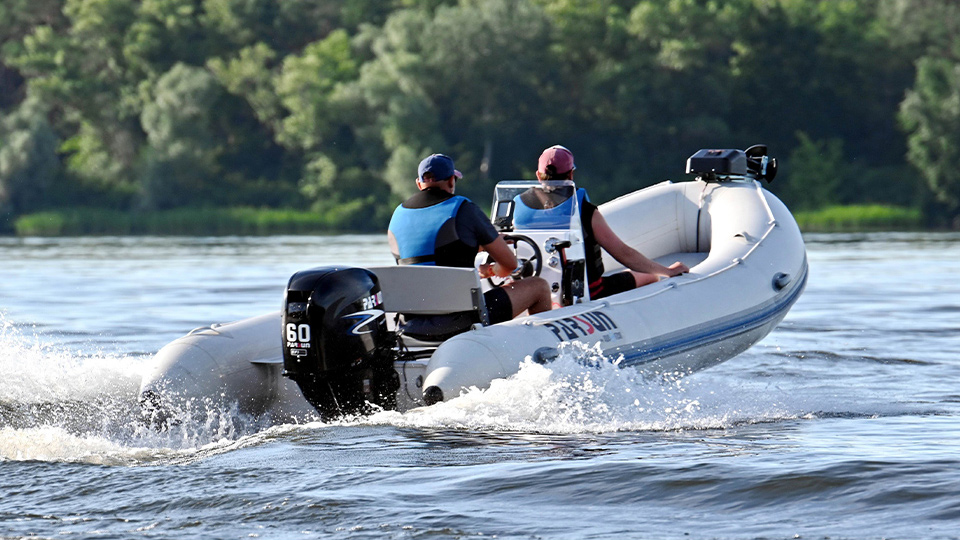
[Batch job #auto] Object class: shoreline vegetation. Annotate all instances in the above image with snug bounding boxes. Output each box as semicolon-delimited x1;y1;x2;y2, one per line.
11;207;343;236
793;205;923;232
11;204;925;236
3;1;960;234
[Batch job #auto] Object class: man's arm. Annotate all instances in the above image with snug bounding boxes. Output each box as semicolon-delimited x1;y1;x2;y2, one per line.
478;236;520;278
456;199;520;279
591;210;689;277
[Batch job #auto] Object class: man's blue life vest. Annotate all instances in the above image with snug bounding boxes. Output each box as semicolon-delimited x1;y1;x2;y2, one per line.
388;195;469;266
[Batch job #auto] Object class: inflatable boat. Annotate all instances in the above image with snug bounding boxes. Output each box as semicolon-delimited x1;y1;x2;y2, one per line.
138;146;807;424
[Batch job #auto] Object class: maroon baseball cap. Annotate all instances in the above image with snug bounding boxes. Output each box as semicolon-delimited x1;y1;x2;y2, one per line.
538;145;576;176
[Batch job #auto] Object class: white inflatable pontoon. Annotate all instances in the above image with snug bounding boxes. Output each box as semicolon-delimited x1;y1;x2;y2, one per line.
138;147;807;423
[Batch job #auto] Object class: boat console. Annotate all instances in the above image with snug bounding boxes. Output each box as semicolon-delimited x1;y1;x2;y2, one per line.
487;179;590;308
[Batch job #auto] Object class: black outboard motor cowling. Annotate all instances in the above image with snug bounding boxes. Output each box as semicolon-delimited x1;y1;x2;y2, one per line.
685;145;778;183
282;266;398;418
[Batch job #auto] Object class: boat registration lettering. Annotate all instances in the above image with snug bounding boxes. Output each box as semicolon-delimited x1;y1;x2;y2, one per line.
543;311;621;342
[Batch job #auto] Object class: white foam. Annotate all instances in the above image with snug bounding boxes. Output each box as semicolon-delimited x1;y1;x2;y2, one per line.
0;316;279;463
369;341;802;433
0;314;836;457
0;423;283;465
0;426;152;464
0;315;143;404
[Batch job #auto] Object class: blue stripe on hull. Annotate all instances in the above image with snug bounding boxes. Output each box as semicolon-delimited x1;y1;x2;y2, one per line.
615;259;809;369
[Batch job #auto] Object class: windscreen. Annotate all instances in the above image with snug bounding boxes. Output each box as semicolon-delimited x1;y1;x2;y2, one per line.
491;180;579;231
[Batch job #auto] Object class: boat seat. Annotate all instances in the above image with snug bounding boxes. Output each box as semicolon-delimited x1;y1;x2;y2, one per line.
367;266;489;342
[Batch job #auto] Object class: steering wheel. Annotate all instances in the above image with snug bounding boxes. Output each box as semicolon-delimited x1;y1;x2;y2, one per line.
483;234;543;288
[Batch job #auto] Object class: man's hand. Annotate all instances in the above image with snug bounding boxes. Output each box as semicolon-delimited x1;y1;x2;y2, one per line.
478;262;495;279
480;236;520;278
513;260;534;279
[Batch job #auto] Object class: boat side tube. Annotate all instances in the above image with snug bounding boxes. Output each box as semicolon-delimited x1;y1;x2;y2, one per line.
138;311;315;425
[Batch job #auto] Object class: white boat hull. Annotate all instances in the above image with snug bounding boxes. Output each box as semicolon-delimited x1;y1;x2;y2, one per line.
139;179;807;421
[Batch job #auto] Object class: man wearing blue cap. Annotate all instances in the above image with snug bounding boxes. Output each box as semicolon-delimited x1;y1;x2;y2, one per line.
388;154;551;339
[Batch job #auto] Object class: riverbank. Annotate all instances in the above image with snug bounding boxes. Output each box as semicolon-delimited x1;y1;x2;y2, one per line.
792;204;923;232
9;207;377;236
9;204;926;236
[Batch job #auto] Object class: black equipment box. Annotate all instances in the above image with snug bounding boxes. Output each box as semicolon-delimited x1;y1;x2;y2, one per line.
686;149;747;176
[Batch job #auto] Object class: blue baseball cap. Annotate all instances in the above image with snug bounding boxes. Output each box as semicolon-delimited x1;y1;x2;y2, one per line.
418;154;460;182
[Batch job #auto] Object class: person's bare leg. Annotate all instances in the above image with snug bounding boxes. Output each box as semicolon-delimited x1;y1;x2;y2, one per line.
502;277;552;316
630;271;659;288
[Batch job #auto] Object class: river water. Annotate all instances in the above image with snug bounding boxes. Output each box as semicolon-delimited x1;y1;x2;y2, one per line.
0;233;958;539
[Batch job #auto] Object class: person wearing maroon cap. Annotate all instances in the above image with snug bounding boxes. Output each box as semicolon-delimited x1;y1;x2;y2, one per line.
531;145;689;299
388;154;551;340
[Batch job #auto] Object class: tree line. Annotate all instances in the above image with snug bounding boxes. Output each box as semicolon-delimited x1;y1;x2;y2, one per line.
1;0;959;233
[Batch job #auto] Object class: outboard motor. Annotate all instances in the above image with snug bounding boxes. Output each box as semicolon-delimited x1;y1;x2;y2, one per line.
686;144;778;183
282;266;399;419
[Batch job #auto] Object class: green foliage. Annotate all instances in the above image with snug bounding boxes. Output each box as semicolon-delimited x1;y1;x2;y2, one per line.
299;153;339;199
13;206;357;235
355;0;554;201
2;0;959;233
203;0;368;54
777;132;845;211
0;0;65;42
0;0;64;110
793;204;922;232
276;29;361;150
60;121;137;196
879;0;960;55
275;28;390;208
140;63;226;209
208;43;282;129
900;56;960;221
0;98;61;218
124;0;212;76
7;0;145;189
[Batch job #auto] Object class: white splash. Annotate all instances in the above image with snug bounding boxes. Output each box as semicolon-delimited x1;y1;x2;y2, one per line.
371;341;800;433
0;315;142;404
0;316;276;464
1;313;821;459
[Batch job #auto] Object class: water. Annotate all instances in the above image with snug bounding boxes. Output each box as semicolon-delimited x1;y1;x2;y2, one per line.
1;233;959;539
